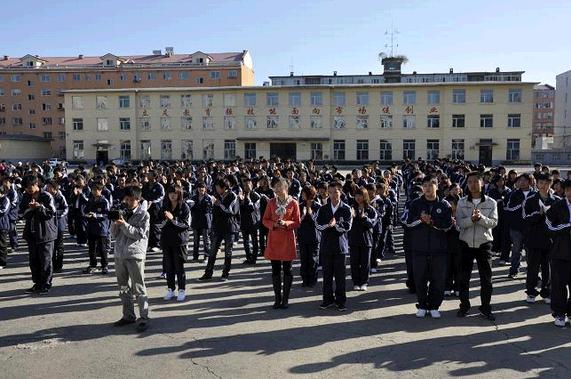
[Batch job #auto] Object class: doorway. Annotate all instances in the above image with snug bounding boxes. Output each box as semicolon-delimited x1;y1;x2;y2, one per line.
96;150;109;166
479;141;492;166
270;143;297;160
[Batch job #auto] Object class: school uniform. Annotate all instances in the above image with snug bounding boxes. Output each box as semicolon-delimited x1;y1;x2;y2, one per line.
84;195;111;269
504;188;536;276
348;205;377;287
298;200;321;286
160;202;190;291
69;187;90;245
240;191;261;264
256;187;274;256
52;190;68;272
189;193;213;260
5;187;19;250
142;181;165;250
0;196;10;268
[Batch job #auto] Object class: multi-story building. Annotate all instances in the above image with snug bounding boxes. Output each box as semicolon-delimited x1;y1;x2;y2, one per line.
0;48;254;157
532;84;555;145
64;80;534;165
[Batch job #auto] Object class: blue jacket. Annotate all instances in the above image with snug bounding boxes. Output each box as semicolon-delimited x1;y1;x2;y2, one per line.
84;195;110;237
504;189;536;232
348;205;378;247
297;200;321;245
545;198;571;261
53;190;69;232
404;195;453;255
5;187;19;222
212;190;239;235
315;200;353;255
19;191;58;243
189;194;213;230
0;196;10;231
160;201;190;246
523;192;559;249
239;191;261;230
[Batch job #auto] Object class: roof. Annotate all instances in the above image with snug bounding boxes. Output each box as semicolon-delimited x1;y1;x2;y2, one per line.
0;51;248;69
534;84;555;90
0;134;52;142
269;71;526;79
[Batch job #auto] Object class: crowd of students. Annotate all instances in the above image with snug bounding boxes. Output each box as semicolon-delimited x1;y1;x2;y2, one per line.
0;158;570;331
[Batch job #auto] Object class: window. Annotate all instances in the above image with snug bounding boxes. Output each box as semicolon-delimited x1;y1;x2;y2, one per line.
403;91;416;105
451;139;465;160
163;72;172;81
289;92;301;107
380;115;393;129
12;118;23;126
179;71;189;80
202;116;214;129
244;143;256;160
356;115;368;129
403;115;416;129
452;89;466;104
427;90;440;105
245;116;257;129
58;131;65;140
72;96;84;110
310;92;323;106
356;140;369;160
160;117;171;130
181;140;194;160
161;140;173;160
11;89;21;96
311;143;323;160
244;93;256;106
228;70;238;79
480;89;494;103
42;103;51;111
224;116;236;129
119;73;126;81
452;114;465;128
426;139;440;160
139;95;151;108
427;115;440;128
133;73;142;82
266;115;278;128
333;92;346;107
333;116;346;129
120;117;131;131
224;140;236;160
509;88;522;103
196;77;204;84
147;72;157;80
40;89;51;96
57;73;66;82
0;117;5;125
203;141;215;160
39;74;50;83
160;95;171;109
266;92;279;106
72;141;84;159
72;73;81;81
223;93;236;107
289;115;301;129
333;140;345;160
480;114;493;128
120;141;131;161
29;109;35;115
11;74;21;82
181;94;192;108
403;139;415;159
140;140;152;159
0;89;3;96
379;140;392;161
202;94;213;108
96;96;108;109
506;139;520;161
181;116;192;130
119;96;130;108
208;71;220;80
356;92;369;105
380;91;393;105
310;115;322;129
12;104;22;111
507;113;521;128
95;73;102;81
97;118;109;131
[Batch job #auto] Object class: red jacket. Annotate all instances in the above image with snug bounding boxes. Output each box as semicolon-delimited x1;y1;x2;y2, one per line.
262;197;300;261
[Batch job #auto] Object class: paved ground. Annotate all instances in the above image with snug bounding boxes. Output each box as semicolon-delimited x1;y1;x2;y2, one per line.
2;223;571;379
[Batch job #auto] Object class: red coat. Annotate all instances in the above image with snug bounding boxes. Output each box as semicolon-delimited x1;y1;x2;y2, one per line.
262;197;301;261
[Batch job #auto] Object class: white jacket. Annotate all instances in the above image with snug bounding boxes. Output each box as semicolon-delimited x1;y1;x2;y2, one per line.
456;194;498;248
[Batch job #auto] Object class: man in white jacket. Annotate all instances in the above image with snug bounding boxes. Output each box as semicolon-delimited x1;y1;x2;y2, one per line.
456;172;498;321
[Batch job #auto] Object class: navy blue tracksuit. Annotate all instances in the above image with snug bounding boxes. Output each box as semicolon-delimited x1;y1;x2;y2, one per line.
84;195;110;269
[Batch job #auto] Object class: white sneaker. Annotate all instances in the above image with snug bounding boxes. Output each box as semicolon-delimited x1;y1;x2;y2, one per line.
543;297;551;304
376;259;382;265
429;310;442;319
526;295;536;304
353;285;360;291
151;247;161;253
176;290;186;302
554;317;566;328
164;289;175;300
416;309;427;318
361;284;368;291
0;266;5;270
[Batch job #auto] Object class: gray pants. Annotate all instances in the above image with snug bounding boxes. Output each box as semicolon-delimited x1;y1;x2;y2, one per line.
115;257;149;322
509;229;525;276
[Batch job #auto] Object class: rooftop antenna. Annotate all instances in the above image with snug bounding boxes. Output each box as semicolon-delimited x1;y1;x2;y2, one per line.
384;22;399;57
289;57;294;75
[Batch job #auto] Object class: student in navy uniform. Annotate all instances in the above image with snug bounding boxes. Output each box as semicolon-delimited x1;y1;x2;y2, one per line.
2;177;19;251
69;176;90;247
199;178;239;281
286;168;301;200
83;183;111;274
401;184;423;293
348;187;377;291
487;175;511;264
405;175;453;319
142;172;165;252
160;185;190;302
375;180;394;262
189;182;213;262
45;180;68;273
545;179;571;327
19;175;58;295
315;181;353;311
239;178;261;265
522;173;559;304
444;193;461;297
0;188;10;270
255;176;274;257
298;185;321;287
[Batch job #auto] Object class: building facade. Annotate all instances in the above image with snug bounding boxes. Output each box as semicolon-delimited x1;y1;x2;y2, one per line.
64;82;534;165
0;49;254;157
533;84;555;144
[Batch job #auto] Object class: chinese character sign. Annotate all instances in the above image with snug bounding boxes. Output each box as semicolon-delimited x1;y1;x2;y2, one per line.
336;106;343;114
404;105;414;114
358;106;367;115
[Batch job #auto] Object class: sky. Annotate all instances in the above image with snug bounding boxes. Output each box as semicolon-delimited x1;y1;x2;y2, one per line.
1;0;569;85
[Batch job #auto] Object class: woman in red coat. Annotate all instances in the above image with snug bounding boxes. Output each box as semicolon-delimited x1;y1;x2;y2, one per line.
262;177;301;309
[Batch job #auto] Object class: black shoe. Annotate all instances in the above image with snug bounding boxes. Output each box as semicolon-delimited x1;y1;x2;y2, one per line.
507;272;518;279
25;285;40;294
101;267;109;275
281;275;292;309
198;274;212;281
220;273;229;281
136;321;148;332
319;301;335;309
53;268;63;273
272;275;282;309
191;257;199;262
83;266;98;274
336;303;347;312
242;260;255;265
457;308;469;318
479;308;496;321
36;287;50;295
114;318;136;327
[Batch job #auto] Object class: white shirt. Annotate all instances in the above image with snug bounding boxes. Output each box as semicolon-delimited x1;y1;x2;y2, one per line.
472;198;481;207
331;201;340;215
523;190;531;198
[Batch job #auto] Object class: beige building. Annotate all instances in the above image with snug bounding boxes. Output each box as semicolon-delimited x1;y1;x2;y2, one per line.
0;134;52;161
64;81;535;165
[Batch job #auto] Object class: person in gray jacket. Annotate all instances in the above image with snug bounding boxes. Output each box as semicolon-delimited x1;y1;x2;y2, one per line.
110;186;151;332
456;171;498;321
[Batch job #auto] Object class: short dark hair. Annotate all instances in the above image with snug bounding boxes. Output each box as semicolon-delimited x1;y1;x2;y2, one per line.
124;186;142;200
91;182;105;191
562;179;571;189
196;181;207;189
214;178;229;190
536;173;553;182
22;175;39;188
328;180;342;189
45;179;60;190
421;175;438;185
466;171;482;181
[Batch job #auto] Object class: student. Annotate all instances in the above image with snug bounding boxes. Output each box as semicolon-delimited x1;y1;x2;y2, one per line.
160;185;190;302
348;187;377;291
239;178;261;265
45;180;68;273
487;175;511;264
262;177;301;309
0;187;10;270
69;176;90;248
83;183;111;274
110;186;151;332
298;185;321;287
2;177;19;251
19;175;58;295
444;194;461;297
315;181;353;311
189;182;213;262
255;176;274;257
404;175;453;319
142;172;165;252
